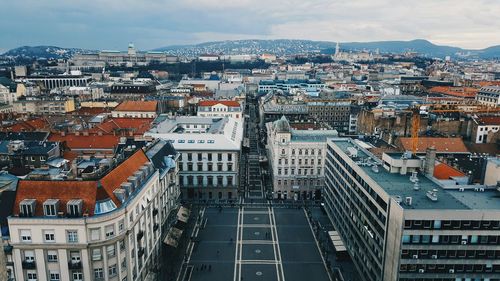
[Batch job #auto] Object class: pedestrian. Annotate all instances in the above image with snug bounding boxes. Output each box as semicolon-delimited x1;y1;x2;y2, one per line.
217;250;220;256
209;265;212;271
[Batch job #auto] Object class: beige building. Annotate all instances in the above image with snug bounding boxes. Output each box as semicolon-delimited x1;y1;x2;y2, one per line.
13;97;75;115
7;143;179;281
266;116;338;200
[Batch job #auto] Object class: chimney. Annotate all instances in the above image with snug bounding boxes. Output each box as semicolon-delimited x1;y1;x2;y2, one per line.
425;146;436;176
83;131;89;136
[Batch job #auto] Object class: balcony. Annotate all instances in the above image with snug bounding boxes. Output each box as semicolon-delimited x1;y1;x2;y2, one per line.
137;230;144;241
3;245;13;254
22;260;36;269
68;261;82;270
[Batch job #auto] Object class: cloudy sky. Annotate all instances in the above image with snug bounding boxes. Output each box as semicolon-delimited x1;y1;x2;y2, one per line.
1;0;499;52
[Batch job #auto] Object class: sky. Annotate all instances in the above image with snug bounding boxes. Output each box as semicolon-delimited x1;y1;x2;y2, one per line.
1;0;499;52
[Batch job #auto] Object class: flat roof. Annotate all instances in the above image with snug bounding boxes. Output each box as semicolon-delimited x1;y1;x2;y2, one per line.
329;138;500;210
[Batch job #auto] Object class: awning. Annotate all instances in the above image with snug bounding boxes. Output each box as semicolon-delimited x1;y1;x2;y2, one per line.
177;206;190;223
164;227;184;247
328;231;347;253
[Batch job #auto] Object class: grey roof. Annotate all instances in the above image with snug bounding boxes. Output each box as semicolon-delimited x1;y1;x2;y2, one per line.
329;138;500;210
291;129;338;142
273;116;291;133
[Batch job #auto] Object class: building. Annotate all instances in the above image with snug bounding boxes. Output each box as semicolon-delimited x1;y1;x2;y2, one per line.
13;96;76;115
483;157;500;186
324;138;500;281
396;137;469;155
266;116;337;200
105;81;157;100
0;140;61;171
471;116;500;144
145;116;243;200
476;86;500;107
306;101;353;134
111;101;158;119
258;79;325;93
7;145;179;281
21;75;92;90
197;100;243;120
71;44;178;67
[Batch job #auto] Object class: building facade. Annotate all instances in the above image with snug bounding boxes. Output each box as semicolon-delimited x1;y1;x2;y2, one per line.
197;100;243;120
324;138;500;281
266;116;337;200
145;116;243;200
476;86;500;107
7;145;179;281
13;97;76;115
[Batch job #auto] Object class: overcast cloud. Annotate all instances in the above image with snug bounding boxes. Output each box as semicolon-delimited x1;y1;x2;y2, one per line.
1;0;499;52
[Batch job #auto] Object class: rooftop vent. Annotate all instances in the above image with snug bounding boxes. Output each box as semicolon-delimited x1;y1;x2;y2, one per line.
426;189;438;202
347;147;358;158
413;181;420;191
394;195;402;204
405;196;413;206
371;165;379;173
409;171;418;183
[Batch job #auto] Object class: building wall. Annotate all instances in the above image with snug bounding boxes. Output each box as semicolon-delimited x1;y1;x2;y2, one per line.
8;166;179;281
484;159;500;186
177;151;239;200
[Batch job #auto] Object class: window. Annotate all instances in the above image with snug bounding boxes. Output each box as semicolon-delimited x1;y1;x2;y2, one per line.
105;225;115;238
187;153;192;161
108;264;117;277
119;240;125;251
217;163;223;171
67;199;82;217
43;199;58;216
92;248;102;261
49;271;60;281
90;228;100;241
20;199;35;217
119;220;125;233
94;268;104;279
67;230;78;243
26;271;37;281
197;163;203;171
107;245;116;257
207;163;213;171
228;154;232;161
218;153;222;161
208;154;212;161
198;153;202;161
20;229;31;242
47;250;58;262
72;271;83;281
227;163;233;171
44;230;55;242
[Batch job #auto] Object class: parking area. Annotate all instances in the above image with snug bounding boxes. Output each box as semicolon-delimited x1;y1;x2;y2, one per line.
179;206;331;281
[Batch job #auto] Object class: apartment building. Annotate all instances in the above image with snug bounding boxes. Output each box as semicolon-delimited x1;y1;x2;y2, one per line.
323;138;500;281
197;100;243;120
266;116;338;200
306;101;353;134
7;143;179;281
476;86;500;107
145;115;243;200
13;96;75;115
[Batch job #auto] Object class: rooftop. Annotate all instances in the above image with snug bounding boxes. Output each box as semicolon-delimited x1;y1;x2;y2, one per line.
398;137;469;154
198;100;241;107
328;138;500;210
114;100;158;112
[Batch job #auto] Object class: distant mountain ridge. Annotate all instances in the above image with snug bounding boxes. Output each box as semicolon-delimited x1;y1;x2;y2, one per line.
1;45;89;59
2;39;500;59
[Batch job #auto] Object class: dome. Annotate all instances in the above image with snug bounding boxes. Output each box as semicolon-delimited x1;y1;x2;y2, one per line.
273;116;290;133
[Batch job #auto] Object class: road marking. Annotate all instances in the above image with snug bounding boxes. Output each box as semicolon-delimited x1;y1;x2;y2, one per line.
233;206;242;281
304;208;333;281
270;206;285;281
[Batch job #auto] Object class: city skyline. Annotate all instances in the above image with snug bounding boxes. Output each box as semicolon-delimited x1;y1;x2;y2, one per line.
1;0;500;52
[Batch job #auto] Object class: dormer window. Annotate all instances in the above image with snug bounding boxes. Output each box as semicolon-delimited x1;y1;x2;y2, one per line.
67;199;83;217
20;199;36;217
43;199;59;217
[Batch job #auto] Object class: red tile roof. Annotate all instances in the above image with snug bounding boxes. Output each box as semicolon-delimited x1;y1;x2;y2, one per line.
433;162;466;180
99;149;149;207
2;118;50;132
477;116;500;126
89;118;153;135
114;101;158;112
74;107;111;116
49;133;120;151
14;181;98;216
429;86;477;98
13;150;149;216
399;137;469;153
199;100;240;107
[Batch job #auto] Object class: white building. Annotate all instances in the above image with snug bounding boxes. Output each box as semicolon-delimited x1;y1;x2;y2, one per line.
145;116;244;200
7;144;179;281
476;86;500;107
266;116;338;200
472;116;500;144
197;100;243;120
